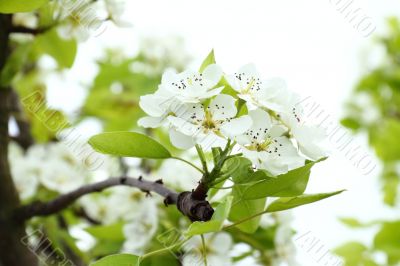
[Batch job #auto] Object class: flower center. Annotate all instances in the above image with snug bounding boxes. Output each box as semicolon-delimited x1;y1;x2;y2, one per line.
202;111;218;131
248;138;273;152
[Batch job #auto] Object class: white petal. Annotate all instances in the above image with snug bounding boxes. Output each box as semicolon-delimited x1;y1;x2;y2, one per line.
182;254;203;266
259;78;287;99
172;103;205;121
266;136;305;173
201;86;224;99
139;94;165;117
169;128;195;149
268;125;287;138
196;132;227;150
238;63;259;77
168;116;199;136
242;149;261;166
235;133;252;145
137;116;163;128
292;125;328;160
202;64;223;87
225;74;241;92
260;156;289;176
248;109;273;129
161;69;177;84
220;115;252;138
211;232;232;254
209;94;237;120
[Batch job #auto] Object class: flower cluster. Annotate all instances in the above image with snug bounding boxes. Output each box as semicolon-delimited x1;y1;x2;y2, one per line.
139;63;328;175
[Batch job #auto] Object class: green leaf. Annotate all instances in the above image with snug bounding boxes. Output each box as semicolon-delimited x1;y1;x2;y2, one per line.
0;0;48;13
340;218;366;228
266;190;345;212
229;185;266;233
32;29;77;68
89;132;171;159
339;217;379;228
335;242;377;266
85;222;125;241
371;119;400;162
90;254;140;266
341;117;361;130
185;196;233;236
243;160;324;199
199;49;215;72
222;157;254;184
374;221;400;263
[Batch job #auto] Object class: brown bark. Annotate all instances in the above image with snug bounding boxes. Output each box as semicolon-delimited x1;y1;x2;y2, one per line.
0;14;38;266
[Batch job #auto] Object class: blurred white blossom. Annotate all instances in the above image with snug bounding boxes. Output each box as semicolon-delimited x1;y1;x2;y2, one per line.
182;232;233;266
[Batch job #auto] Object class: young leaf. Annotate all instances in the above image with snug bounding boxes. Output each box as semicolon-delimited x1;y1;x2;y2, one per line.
229;185;266;233
0;0;48;13
199;49;215;72
243;160;322;199
266;190;345;212
89;132;171;159
185;196;233;236
90;254;140;266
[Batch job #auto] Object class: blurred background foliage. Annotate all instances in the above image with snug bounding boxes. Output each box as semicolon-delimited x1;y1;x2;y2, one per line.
337;18;400;266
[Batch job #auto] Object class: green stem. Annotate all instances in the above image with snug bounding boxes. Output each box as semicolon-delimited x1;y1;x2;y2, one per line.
195;144;209;174
140;238;190;261
224;209;270;230
201;234;208;266
209;185;235;190
225;153;243;160
171;157;204;174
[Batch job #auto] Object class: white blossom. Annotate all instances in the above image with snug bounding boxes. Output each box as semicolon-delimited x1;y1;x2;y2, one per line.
79;194;118;224
40;159;85;193
138;64;224;130
157;157;201;191
168;94;252;149
237;109;304;175
121;193;158;254
104;0;131;27
277;94;328;161
160;64;223;103
8;143;39;200
9;145;40;201
226;64;287;112
182;232;233;266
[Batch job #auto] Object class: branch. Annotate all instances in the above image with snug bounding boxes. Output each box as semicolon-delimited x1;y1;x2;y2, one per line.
14;176;215;222
15;176;178;221
9;26;49;35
